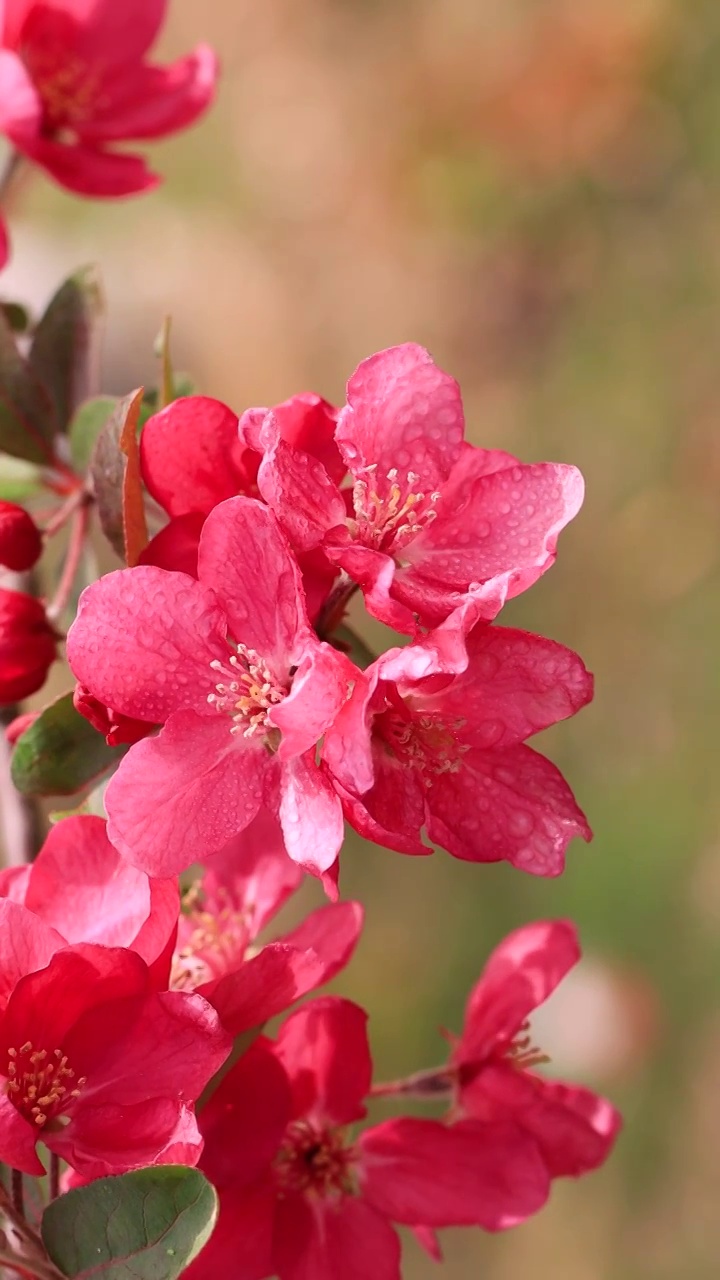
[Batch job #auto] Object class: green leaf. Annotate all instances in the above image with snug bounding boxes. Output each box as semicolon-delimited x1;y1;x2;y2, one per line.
69;396;117;473
10;692;127;797
29;266;104;434
0;308;57;463
41;1167;218;1280
0;453;43;501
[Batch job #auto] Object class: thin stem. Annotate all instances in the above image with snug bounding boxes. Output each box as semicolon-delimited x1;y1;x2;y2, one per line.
10;1171;24;1221
46;497;91;622
48;1156;59;1204
315;571;359;640
370;1065;454;1100
42;487;86;539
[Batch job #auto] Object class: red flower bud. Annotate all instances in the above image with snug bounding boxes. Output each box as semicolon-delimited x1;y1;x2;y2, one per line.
0;502;43;571
0;590;56;704
73;683;153;747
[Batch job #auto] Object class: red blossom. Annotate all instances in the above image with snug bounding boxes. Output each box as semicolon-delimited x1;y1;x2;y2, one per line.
0;501;43;571
250;343;584;634
0;588;56;704
0;900;230;1178
0;0;218;264
323;619;593;875
186;998;548;1280
67;497;357;881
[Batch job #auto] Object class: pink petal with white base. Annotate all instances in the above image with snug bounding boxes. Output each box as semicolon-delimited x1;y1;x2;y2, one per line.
279;755;344;881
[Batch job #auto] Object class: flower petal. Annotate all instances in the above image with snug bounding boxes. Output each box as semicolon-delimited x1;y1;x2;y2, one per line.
273;997;372;1127
199;1040;291;1188
426;744;591;875
197;498;307;671
140;397;248;518
18;137;159;195
105;713;265;876
460;920;580;1060
336;344;464;493
76;47;217;142
257;431;346;553
519;1079;622;1177
279;755;344;880
359;1117;550;1229
67;567;228;723
395;463;585;627
0;900;66;1009
271;640;356;759
200;943;327;1037
272;1194;401;1280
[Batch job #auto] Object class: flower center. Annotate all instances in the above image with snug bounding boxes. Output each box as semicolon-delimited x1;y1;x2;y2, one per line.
379;705;468;782
274;1120;356;1198
207;643;288;741
505;1021;550;1072
21;48;102;129
350;467;440;552
171;882;250;990
5;1042;86;1128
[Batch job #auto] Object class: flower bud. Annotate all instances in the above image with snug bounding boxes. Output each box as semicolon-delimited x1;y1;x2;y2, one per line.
0;501;43;571
0;589;56;704
73;683;152;747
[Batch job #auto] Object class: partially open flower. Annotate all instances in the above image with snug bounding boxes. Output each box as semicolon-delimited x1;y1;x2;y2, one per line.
0;588;56;704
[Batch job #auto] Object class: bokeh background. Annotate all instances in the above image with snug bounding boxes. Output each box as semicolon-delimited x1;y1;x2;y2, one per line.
3;0;720;1276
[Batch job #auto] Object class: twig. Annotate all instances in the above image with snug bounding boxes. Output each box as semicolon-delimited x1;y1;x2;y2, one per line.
0;151;24;208
46;497;91;623
10;1174;23;1223
48;1158;59;1205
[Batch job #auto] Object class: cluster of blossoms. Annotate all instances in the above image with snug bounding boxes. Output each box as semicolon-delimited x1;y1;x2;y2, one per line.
0;1;622;1276
0;333;622;1273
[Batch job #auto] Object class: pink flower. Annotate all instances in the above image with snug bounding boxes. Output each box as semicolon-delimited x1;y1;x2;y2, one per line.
0;814;179;984
0;501;42;571
186;998;549;1280
0;0;217;262
0;900;230;1179
67;497;356;881
382;921;622;1184
250;343;584;633
323;619;592;874
170;810;363;1035
0;588;56;704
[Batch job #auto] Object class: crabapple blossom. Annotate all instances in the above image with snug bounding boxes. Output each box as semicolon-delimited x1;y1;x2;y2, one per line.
67;497;357;882
0;900;230;1179
323;619;593;874
0;0;218;264
248;343;585;634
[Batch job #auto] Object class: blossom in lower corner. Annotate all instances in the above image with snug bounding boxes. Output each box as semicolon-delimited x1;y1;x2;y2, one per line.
0;588;57;704
249;343;584;634
377;920;622;1185
185;997;549;1280
0;0;218;265
67;497;358;881
323;618;593;875
0;900;230;1179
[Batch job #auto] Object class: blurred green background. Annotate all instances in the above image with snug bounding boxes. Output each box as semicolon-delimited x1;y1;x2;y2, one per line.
5;0;720;1275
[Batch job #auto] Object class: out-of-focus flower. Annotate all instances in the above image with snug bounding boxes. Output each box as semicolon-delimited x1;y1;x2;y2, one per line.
0;501;42;571
247;344;584;634
170;810;363;1035
67;497;357;884
185;998;550;1280
0;0;218;264
0;587;56;703
0;899;230;1179
323;619;592;875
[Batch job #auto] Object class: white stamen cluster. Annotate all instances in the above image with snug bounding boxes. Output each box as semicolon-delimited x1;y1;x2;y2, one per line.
351;466;441;550
207;644;287;738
